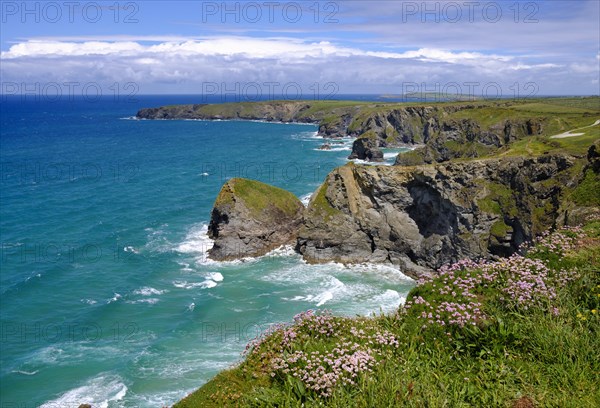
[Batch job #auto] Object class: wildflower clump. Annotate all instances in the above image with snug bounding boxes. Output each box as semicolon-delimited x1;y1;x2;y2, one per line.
407;227;585;331
244;310;401;398
271;344;376;397
526;225;586;258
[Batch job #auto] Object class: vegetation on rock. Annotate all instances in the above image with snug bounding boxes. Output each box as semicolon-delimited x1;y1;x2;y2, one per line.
176;222;600;407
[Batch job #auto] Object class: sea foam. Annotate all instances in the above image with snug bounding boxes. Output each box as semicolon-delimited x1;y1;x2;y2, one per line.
40;373;127;408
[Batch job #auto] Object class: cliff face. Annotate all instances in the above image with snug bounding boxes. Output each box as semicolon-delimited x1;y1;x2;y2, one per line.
136;101;549;164
208;178;304;260
297;154;582;277
137;101;321;123
346;106;546;165
205;148;597;278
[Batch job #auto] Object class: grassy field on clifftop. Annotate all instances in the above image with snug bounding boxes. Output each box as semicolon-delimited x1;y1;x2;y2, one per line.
175;222;600;407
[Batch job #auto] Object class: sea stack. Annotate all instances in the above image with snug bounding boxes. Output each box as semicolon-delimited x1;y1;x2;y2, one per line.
208;178;304;260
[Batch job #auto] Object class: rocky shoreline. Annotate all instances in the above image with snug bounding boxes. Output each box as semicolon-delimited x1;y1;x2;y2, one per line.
136;99;600;278
204;144;599;278
136;100;550;164
136;101;564;165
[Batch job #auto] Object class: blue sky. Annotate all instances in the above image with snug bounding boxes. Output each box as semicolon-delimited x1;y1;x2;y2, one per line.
1;0;599;96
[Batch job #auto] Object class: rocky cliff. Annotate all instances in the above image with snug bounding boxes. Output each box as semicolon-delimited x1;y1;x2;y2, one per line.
136;100;557;164
205;149;598;278
297;154;587;277
208;178;304;260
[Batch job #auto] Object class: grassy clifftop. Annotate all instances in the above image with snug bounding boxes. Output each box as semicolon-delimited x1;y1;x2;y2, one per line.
177;223;600;407
217;178;303;218
138;97;599;162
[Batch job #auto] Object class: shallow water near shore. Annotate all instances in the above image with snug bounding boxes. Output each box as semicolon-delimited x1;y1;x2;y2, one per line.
0;96;415;407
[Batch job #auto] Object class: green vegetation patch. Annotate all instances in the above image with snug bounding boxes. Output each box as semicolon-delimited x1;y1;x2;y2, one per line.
477;182;518;217
309;182;342;220
175;224;600;407
571;169;600;206
224;178;302;217
490;220;511;238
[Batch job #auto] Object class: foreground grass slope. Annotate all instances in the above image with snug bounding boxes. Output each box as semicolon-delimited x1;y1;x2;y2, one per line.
176;222;600;407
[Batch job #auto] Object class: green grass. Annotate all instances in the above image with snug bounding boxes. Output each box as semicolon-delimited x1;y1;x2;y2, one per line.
510;103;595;114
571;170;600;206
309;182;342;220
175;224;600;408
216;178;302;217
477;182;518;217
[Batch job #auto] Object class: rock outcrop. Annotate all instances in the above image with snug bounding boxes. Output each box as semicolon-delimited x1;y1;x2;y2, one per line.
208;178;304;260
588;139;600;172
297;154;579;278
136;100;552;166
348;137;384;162
205;149;596;277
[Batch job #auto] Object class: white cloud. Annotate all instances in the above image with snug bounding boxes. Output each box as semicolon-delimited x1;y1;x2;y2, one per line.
0;37;597;95
1;38;512;64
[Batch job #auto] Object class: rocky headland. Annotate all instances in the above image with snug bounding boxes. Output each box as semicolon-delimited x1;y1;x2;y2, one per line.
207;144;599;278
136;98;598;164
139;98;599;278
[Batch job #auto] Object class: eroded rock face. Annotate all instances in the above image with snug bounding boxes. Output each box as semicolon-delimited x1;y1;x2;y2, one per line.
208;178;304;260
588;139;600;172
297;155;577;278
348;138;384;162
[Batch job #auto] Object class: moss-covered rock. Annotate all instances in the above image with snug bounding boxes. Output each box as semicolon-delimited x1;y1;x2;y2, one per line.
208;178;304;261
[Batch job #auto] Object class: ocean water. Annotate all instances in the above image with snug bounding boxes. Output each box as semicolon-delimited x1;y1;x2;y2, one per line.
0;96;414;407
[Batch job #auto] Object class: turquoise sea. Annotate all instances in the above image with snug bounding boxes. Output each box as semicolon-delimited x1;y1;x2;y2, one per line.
0;96;414;407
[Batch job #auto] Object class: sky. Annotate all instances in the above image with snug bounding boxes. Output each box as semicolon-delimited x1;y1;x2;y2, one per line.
1;0;599;97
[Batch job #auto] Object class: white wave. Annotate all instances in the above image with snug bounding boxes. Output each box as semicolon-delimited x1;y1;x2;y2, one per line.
188;302;195;311
143;224;172;253
172;280;217;289
203;280;218;288
12;369;39;376
373;289;404;312
199;172;209;176
107;293;122;304
31;344;126;366
300;194;312;207
262;245;297;258
81;298;97;305
314;146;352;152
383;152;399;159
270;260;414;315
40;373;127;408
205;272;224;282
175;223;214;264
119;116;138;120
124;246;139;254
282;275;346;307
346;263;414;282
177;261;194;272
133;287;166;296
127;298;160;305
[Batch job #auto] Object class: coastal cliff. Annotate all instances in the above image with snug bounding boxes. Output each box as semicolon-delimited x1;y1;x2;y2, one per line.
206;148;598;278
298;154;590;277
163;98;599;406
136;97;599;164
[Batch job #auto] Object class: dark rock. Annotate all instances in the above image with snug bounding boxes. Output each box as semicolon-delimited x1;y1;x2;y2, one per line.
208;178;304;260
297;155;579;278
348;138;384;162
588;139;600;172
